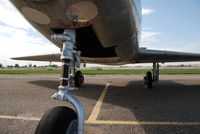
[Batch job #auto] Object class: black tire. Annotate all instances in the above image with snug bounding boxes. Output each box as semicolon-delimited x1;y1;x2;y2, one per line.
74;71;84;87
35;106;77;134
144;71;153;89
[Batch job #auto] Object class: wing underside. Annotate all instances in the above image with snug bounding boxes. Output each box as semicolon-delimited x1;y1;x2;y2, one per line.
11;49;200;64
11;54;61;62
11;54;122;65
138;49;200;63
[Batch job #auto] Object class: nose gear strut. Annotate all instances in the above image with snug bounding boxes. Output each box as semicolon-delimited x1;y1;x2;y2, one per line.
51;30;84;134
35;30;84;134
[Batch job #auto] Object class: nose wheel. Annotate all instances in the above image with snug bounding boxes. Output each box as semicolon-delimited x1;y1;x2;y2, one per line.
35;106;77;134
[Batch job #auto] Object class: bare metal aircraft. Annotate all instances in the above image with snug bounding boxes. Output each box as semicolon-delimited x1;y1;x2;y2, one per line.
9;0;200;134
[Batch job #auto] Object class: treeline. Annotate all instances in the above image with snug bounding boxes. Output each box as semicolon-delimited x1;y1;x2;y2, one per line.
164;64;200;67
0;63;87;68
0;63;59;68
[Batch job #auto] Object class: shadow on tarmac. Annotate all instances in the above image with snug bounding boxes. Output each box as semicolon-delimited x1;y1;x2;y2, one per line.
29;79;200;134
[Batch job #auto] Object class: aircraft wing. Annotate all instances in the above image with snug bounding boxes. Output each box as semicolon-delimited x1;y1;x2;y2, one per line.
139;49;200;63
11;54;120;64
11;50;200;64
11;54;61;62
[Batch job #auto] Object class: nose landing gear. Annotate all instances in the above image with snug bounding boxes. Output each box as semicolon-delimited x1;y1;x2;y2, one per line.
35;30;84;134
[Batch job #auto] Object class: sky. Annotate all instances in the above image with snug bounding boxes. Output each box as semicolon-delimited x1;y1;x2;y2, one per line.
0;0;200;66
141;0;200;52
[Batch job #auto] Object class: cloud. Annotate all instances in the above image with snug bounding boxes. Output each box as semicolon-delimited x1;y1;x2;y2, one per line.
178;42;200;53
141;32;200;53
142;8;154;15
142;27;152;30
141;31;161;44
0;0;61;66
0;0;32;29
0;25;60;66
142;31;160;39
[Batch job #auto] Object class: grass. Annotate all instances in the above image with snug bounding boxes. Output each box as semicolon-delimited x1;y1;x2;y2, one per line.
0;69;60;74
1;69;200;75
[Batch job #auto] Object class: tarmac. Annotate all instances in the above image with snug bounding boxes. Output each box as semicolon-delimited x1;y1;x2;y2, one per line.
1;74;200;134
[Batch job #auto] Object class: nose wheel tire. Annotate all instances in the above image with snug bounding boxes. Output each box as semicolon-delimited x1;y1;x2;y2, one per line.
144;71;153;89
35;106;77;134
74;71;84;87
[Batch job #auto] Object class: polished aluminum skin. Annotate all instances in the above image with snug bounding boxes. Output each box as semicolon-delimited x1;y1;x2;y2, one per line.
10;0;142;64
10;0;200;64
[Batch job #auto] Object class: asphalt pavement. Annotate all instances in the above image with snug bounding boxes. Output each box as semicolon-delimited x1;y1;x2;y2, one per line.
1;74;200;134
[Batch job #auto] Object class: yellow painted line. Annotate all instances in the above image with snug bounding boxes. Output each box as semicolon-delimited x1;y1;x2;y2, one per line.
85;120;200;125
1;115;200;126
0;115;40;121
87;83;110;121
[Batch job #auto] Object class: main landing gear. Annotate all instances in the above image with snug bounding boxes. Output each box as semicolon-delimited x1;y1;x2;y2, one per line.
144;62;159;89
35;30;84;134
75;71;84;87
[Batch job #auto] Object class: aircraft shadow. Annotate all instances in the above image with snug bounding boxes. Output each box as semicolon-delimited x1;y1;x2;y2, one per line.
29;79;200;134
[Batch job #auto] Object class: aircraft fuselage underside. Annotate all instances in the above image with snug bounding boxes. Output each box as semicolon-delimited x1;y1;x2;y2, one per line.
10;0;142;64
